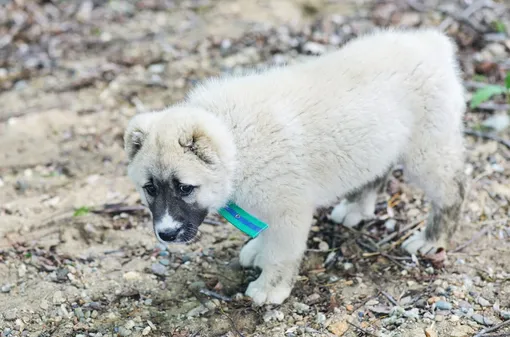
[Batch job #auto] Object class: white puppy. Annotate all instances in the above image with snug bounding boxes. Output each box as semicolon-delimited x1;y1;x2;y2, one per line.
124;28;466;305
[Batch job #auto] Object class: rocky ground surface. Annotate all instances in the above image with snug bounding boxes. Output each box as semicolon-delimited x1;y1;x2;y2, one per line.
1;0;510;336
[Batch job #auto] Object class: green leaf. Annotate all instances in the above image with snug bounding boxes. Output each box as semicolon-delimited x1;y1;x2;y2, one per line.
505;72;510;90
73;206;90;217
492;20;507;33
470;85;506;109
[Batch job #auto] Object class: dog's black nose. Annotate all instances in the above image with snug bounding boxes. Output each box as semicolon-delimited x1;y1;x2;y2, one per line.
158;228;181;242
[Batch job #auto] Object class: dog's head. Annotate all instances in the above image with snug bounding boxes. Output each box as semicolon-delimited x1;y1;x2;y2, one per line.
124;106;237;244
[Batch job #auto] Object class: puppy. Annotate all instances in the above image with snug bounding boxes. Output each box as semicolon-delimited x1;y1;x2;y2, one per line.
124;28;466;305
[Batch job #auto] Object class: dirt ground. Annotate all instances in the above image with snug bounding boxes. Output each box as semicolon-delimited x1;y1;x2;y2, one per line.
1;0;510;336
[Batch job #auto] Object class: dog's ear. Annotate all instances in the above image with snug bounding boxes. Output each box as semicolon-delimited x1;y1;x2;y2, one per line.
124;112;159;161
179;126;219;165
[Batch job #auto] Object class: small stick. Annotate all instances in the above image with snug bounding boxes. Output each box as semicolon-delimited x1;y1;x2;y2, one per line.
199;289;232;302
464;129;510;150
346;321;377;337
377;216;427;246
452;218;509;253
378;289;398;306
474;319;510;337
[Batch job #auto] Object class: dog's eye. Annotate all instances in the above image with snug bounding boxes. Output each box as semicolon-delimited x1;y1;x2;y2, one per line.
179;184;194;196
143;183;157;197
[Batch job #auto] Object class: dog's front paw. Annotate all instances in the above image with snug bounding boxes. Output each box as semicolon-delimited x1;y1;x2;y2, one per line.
402;230;444;256
330;200;366;227
245;275;292;305
239;237;261;268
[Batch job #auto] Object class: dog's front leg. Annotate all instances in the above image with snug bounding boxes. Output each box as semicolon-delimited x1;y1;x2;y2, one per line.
243;205;313;305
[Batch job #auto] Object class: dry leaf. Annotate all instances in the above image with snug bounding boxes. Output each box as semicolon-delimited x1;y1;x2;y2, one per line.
328;321;349;336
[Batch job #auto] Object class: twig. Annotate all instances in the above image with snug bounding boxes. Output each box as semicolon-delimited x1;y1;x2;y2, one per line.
199;288;232;302
91;204;146;215
452;218;509;253
378;289;398;306
464;129;510;150
346;321;377;337
190;289;244;337
438;0;490;32
203;218;226;226
377;216;427;246
474;319;510;337
381;252;410;270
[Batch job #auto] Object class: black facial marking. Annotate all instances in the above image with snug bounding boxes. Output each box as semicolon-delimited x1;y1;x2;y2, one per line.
146;175;207;243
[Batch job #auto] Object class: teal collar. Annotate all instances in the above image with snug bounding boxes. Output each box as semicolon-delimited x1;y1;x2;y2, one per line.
218;202;268;238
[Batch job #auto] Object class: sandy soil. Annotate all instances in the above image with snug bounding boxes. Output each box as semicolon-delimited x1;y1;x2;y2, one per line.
1;0;509;336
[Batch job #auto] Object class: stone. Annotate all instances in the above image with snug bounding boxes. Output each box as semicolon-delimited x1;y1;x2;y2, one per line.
142;326;151;336
186;304;209;318
435;301;452;311
4;309;17;321
318;241;329;251
471;314;493;326
450;325;475;337
53;291;66;305
40;300;49;310
117;326;131;336
159;259;170;266
316;312;326;325
150;263;167;276
123;271;141;281
124;320;135;330
1;284;11;293
477;297;491;307
263;310;285;322
293;302;310;313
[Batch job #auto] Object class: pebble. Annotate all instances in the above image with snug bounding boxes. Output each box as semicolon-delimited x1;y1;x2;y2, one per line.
150;263;167;276
315;313;326;325
390;306;405;317
450;315;460;322
1;284;11;293
53;291;65;305
482;114;510;132
40;300;49;310
159;259;170;266
435;301;452;311
186;304;209;318
384;219;396;232
263;310;285;322
123;271;141;281
472;314;493;326
477;297;491;307
318;241;329;251
4;309;17;321
124;320;135;330
501;311;510;320
366;300;380;306
18;264;27;278
117;326;131;336
148;64;165;73
293;302;310;313
306;293;320;303
74;307;84;318
188;281;206;291
142;326;151;335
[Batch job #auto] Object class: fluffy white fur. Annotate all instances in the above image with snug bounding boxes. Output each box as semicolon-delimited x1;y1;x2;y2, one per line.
125;28;466;305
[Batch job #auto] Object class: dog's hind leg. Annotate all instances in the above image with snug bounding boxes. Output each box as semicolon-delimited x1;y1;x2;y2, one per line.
401;134;466;255
330;172;390;227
